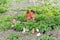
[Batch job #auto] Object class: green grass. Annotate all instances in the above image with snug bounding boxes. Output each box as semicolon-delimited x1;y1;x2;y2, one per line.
6;32;23;40
0;15;12;31
40;35;57;40
16;0;28;3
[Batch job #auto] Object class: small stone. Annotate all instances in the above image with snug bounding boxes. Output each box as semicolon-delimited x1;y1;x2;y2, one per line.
22;28;26;33
36;29;39;32
36;33;41;37
12;19;16;23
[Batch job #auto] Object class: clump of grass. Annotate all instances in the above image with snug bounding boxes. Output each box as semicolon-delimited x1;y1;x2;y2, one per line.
40;35;57;40
0;15;12;31
6;32;23;40
0;7;7;13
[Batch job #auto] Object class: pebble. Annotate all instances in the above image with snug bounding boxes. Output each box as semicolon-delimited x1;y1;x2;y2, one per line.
36;29;39;32
36;33;41;37
22;28;26;33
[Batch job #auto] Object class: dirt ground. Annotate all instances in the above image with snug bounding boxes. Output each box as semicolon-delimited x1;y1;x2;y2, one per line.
0;29;60;40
